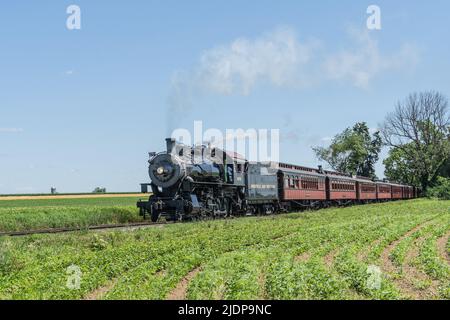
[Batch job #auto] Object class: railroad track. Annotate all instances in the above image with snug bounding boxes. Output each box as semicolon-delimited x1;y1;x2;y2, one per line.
0;214;253;237
0;221;167;237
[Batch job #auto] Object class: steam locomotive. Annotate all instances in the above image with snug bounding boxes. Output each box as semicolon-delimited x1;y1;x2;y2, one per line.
137;138;418;222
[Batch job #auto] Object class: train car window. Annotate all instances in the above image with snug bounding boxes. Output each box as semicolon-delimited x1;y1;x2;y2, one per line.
236;163;242;173
289;177;295;189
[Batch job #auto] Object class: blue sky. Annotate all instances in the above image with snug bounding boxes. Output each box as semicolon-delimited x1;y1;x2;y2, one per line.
1;1;449;194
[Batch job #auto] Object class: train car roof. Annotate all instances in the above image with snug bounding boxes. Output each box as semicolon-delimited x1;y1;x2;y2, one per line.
388;182;406;187
280;168;326;178
354;178;376;184
277;163;326;177
326;174;357;182
375;181;391;185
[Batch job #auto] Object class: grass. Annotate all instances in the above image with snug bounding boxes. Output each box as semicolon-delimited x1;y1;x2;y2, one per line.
0;199;448;300
0;196;146;232
0;196;146;208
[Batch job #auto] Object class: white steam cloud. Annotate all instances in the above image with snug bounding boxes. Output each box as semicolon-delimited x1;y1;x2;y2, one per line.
324;28;420;88
195;27;316;95
166;26;419;131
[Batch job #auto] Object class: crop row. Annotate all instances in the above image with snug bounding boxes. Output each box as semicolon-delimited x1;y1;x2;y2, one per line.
0;199;448;300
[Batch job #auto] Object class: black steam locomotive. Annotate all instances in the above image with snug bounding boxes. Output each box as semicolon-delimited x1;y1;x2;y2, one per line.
137;138;418;222
137;138;278;222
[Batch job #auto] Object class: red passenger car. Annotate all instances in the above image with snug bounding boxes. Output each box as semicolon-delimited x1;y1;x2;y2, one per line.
278;163;327;204
326;174;357;202
406;186;414;199
376;182;392;200
356;179;377;201
391;184;403;199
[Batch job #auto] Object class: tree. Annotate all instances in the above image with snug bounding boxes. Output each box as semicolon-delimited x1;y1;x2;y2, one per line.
381;91;450;191
426;176;450;200
92;187;106;193
383;143;420;186
313;122;382;178
438;157;450;178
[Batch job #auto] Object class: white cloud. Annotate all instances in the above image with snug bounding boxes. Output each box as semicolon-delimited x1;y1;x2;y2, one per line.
323;28;419;88
167;27;318;130
194;27;318;95
0;128;24;133
166;26;419;130
65;70;74;75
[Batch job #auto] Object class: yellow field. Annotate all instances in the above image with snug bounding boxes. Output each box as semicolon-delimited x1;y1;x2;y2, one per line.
0;193;150;201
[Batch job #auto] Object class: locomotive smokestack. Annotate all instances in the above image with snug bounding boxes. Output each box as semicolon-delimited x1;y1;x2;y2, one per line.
166;138;176;154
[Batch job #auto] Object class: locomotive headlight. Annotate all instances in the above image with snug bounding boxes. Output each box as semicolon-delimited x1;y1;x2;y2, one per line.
156;166;165;175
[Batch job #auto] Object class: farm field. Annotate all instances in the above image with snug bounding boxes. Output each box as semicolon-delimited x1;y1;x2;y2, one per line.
0;195;148;233
0;199;448;300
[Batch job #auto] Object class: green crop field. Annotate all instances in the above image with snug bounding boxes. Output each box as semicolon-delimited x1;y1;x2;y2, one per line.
0;199;448;300
0;196;146;233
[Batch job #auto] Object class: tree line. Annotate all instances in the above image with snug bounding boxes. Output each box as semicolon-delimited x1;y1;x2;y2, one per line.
313;91;450;196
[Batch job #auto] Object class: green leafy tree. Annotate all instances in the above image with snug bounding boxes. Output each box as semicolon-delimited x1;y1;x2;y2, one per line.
92;187;106;194
438;157;450;178
383;143;420;186
313;122;382;178
381;91;450;191
426;176;450;200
